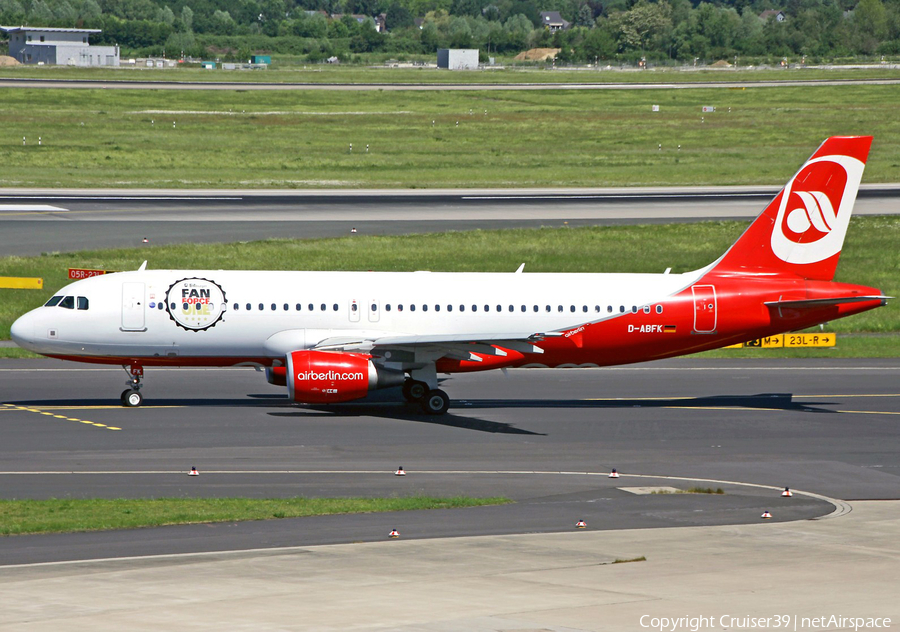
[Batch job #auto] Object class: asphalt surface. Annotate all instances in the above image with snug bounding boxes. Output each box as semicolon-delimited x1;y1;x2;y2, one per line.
1;357;897;564
1;186;898;255
3;77;900;91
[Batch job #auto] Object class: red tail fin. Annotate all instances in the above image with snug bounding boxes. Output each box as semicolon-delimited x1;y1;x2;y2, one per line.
713;136;872;281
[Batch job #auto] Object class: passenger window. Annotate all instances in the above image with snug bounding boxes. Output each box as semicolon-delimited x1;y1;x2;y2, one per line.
533;305;538;312
59;296;75;309
410;305;416;312
296;304;301;311
521;305;526;312
386;304;392;311
259;303;264;311
77;297;89;310
435;305;440;312
496;305;502;312
595;305;600;312
472;305;477;312
447;305;452;312
558;305;563;313
332;304;338;311
423;305;428;312
508;305;514;312
632;306;638;313
371;303;377;312
643;305;651;314
620;306;625;313
582;305;588;313
459;305;465;312
398;304;404;312
158;303;164;310
607;306;613;313
308;303;314;311
44;296;62;307
484;305;489;312
246;303;251;311
271;304;276;311
570;305;575;313
284;304;289;311
351;303;358;312
320;304;326;311
656;305;663;314
233;303;239;311
545;305;551;312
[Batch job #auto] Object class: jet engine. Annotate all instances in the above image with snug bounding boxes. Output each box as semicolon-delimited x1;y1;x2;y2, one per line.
286;350;405;404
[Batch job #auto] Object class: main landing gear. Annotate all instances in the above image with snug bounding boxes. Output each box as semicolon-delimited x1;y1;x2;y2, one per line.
402;379;450;415
120;364;144;407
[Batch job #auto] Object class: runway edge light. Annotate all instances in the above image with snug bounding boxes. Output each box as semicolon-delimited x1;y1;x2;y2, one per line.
576;519;587;529
761;510;773;519
782;487;793;497
395;466;406;476
189;466;199;477
389;529;400;538
609;469;620;479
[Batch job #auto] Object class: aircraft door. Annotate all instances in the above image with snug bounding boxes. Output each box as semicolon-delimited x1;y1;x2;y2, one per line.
349;299;360;322
691;285;717;333
122;282;146;331
368;299;380;323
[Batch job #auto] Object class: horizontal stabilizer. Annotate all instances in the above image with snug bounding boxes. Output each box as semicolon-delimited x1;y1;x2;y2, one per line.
764;295;890;309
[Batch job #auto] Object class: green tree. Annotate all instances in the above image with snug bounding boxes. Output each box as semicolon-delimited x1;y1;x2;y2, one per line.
386;1;414;29
156;5;175;26
181;5;193;30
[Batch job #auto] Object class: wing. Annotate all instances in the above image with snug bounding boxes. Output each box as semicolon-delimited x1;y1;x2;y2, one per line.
312;331;560;363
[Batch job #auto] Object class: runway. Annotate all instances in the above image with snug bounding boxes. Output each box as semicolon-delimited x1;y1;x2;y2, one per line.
1;357;898;565
2;357;899;629
1;185;898;255
3;76;900;91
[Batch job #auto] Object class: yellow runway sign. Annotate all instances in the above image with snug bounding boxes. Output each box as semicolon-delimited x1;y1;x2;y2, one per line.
732;333;836;349
0;276;43;289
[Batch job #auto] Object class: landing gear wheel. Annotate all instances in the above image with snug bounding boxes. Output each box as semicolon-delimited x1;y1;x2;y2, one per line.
421;389;449;415
121;389;143;407
402;380;428;402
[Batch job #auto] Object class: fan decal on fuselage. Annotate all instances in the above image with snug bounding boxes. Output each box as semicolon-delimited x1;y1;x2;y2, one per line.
165;277;227;332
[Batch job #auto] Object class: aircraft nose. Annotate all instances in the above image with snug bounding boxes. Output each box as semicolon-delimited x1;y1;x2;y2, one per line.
10;312;35;348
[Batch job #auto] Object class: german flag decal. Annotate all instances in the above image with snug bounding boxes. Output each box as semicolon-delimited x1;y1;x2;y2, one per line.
664;325;677;333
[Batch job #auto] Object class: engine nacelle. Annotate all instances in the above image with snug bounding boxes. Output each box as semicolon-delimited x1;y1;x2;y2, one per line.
286;350;405;404
265;366;287;387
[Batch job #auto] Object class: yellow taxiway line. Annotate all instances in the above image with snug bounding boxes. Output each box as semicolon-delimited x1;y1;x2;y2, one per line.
1;403;121;430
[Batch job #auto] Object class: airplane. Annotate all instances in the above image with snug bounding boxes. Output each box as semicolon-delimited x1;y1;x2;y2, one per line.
10;136;889;415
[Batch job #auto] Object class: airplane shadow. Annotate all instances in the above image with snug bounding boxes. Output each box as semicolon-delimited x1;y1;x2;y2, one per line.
5;393;833;436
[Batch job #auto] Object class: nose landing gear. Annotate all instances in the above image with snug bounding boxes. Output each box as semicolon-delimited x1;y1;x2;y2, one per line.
121;364;144;407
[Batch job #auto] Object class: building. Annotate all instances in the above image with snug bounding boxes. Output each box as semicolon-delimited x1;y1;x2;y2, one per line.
758;10;786;22
437;49;478;70
1;26;119;66
540;11;570;31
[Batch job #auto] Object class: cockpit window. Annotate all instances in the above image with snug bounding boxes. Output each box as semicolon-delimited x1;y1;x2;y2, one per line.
58;296;75;309
77;297;89;310
44;296;63;307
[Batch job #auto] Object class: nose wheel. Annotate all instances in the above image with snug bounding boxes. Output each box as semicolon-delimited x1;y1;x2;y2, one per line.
121;363;144;407
121;389;143;407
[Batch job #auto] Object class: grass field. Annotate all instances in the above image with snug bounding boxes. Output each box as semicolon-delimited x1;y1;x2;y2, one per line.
2;218;897;344
0;496;510;535
1;83;900;188
2;63;900;84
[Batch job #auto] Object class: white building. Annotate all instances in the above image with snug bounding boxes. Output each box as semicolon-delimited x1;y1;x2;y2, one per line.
1;26;119;66
437;49;478;70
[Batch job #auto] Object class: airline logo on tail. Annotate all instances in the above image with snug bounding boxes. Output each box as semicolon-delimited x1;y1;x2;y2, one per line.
771;154;865;265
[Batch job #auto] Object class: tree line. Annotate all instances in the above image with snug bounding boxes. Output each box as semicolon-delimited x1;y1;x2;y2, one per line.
1;0;899;62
